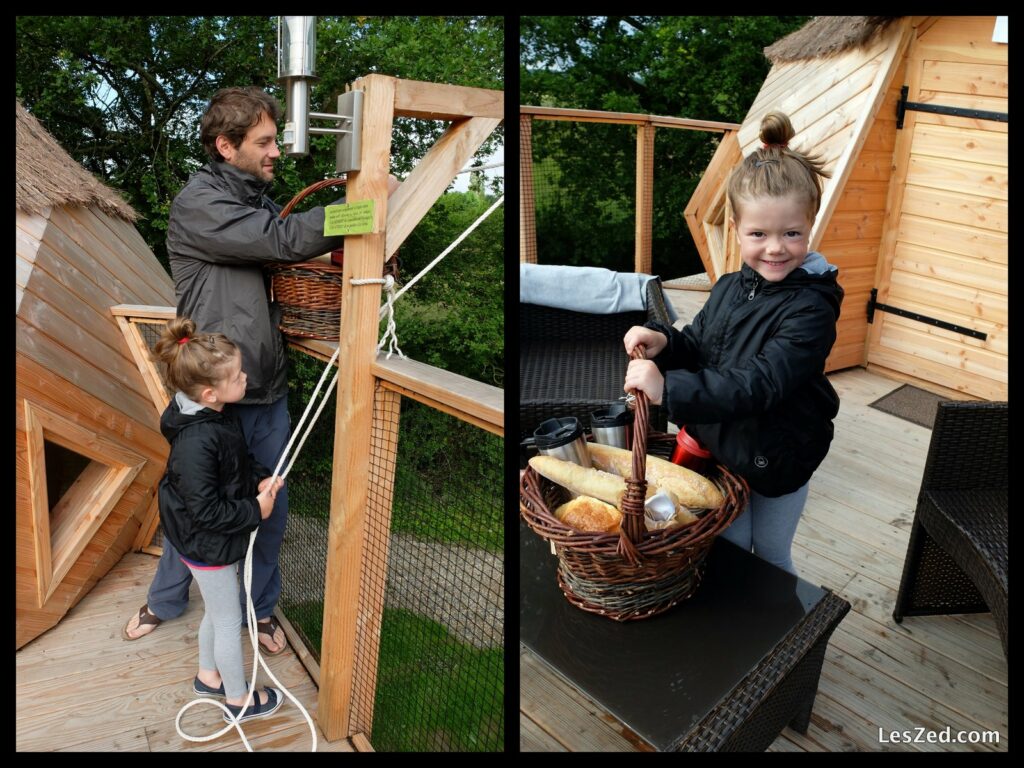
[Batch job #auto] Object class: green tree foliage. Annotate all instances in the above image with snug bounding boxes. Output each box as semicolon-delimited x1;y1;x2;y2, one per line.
520;16;809;277
16;15;503;272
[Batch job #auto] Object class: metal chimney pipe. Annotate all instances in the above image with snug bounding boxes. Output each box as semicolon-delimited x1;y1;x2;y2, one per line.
277;16;317;156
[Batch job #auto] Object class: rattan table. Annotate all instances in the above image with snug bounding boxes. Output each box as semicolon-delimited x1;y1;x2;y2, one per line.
520;520;850;751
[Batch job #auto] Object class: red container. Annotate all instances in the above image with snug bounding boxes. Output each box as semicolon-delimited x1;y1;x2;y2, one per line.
330;248;344;268
670;425;712;472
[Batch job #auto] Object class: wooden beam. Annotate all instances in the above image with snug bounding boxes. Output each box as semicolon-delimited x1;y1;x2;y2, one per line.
114;316;170;418
520;114;537;263
318;73;395;744
351;733;375;752
22;402;51;608
635;123;654;274
385;116;502;258
109;305;175;319
372;354;503;435
683;130;742;282
131;491;161;552
521;105;740;133
394;79;503;120
811;18;913;253
286;338;503;434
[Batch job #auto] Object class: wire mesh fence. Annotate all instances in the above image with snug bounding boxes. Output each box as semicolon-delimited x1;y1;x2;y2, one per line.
279;348;504;752
526;116;720;278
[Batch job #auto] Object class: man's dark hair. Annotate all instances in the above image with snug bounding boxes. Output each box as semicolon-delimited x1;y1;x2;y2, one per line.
200;87;282;162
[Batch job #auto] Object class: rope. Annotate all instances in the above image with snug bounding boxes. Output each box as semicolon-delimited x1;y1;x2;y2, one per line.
349;275;405;359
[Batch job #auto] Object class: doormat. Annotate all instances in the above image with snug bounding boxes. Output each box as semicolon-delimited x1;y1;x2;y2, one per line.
868;384;946;429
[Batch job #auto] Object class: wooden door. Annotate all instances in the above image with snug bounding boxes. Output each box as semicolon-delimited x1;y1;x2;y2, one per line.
866;16;1007;400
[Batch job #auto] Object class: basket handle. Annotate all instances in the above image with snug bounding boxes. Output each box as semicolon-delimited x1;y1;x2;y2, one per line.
279;177;348;219
620;344;651;545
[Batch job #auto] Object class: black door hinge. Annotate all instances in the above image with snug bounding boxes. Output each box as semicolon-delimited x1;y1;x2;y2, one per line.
867;288;987;340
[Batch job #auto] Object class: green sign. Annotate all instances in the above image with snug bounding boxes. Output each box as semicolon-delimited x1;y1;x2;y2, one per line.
324;199;375;236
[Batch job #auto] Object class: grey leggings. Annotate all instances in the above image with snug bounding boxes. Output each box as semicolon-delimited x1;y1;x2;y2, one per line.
718;482;810;576
185;562;247;699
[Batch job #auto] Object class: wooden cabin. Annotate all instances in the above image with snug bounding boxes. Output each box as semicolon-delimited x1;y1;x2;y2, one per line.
16;100;175;649
685;16;1007;400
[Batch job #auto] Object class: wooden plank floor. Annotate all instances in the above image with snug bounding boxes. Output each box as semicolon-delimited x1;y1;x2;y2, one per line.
15;552;356;752
520;285;1008;752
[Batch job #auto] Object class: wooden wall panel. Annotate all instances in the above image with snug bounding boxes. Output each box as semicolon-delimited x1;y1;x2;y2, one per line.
866;16;1007;399
16;202;174;648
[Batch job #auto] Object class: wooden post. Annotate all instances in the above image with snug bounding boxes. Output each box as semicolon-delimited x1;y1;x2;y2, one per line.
520;114;537;263
317;73;395;742
635;121;654;274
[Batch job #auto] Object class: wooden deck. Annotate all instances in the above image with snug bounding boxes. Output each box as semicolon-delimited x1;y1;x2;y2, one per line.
15;552;358;752
520;285;1008;752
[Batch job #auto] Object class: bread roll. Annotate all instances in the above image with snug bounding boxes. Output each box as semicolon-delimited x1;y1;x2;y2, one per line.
528;455;625;507
554;496;622;533
586;442;724;509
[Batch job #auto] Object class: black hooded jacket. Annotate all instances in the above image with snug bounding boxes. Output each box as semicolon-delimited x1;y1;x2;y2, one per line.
157;396;266;566
647;255;843;497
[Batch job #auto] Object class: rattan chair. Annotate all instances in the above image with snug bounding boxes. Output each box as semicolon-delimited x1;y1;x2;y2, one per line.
892;400;1008;659
520;277;673;448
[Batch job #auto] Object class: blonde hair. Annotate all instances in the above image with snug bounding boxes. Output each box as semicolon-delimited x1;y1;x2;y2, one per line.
727;111;832;222
152;317;239;400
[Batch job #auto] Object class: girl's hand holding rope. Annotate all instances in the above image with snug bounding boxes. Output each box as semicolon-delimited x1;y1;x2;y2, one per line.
256;477;283;520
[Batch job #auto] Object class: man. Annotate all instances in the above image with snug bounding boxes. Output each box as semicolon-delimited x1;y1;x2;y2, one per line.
124;86;364;654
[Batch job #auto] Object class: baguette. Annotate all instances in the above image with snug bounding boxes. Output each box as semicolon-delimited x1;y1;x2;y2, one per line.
586;442;724;509
554;496;622;533
528;455;625;507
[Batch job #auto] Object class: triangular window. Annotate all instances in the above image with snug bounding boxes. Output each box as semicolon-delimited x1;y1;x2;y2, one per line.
24;402;145;606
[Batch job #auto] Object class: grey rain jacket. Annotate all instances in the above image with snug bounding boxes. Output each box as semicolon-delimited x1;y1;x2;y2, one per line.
166;161;344;404
646;252;844;498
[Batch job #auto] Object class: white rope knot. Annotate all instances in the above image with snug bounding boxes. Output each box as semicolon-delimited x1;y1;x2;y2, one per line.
349;275;405;359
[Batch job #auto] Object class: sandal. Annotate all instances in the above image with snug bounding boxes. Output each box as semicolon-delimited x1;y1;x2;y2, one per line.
223;687;283;723
255;616;288;656
122;604;161;641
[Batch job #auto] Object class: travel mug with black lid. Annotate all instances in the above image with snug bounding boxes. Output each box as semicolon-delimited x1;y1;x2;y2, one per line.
590;403;634;449
532;417;592;468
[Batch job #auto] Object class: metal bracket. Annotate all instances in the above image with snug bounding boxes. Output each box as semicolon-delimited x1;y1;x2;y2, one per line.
867;288;987;340
896;85;1008;129
333;90;363;173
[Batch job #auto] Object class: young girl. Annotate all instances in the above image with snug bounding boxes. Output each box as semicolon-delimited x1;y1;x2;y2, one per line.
153;317;284;723
624;111;842;575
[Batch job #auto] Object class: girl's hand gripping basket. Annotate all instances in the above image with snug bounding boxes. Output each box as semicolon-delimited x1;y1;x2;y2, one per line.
519;345;749;621
265;178;399;342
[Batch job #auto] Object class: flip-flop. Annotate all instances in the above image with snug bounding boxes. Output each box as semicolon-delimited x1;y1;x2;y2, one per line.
255;615;288;656
122;603;161;641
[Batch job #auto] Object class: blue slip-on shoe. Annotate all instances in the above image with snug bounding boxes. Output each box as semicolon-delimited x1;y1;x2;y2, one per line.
193;676;250;698
222;687;283;723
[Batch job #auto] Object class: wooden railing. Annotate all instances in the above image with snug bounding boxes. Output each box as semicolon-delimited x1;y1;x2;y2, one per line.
519;105;739;274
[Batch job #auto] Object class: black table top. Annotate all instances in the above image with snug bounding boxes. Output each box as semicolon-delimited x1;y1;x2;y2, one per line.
520;519;828;751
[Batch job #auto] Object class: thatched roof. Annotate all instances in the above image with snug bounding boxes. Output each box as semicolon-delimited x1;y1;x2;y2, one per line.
16;100;137;221
765;17;901;63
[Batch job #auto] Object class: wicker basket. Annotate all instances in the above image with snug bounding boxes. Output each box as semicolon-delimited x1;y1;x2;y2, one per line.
519;348;748;621
265;178;398;341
